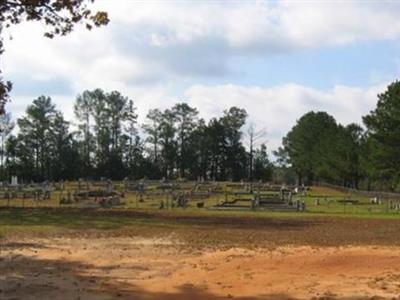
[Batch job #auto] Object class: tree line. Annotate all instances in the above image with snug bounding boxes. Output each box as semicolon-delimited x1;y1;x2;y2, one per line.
0;89;273;183
2;80;400;191
275;80;400;191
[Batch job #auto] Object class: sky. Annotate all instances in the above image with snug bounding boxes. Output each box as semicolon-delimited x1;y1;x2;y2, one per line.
2;0;400;152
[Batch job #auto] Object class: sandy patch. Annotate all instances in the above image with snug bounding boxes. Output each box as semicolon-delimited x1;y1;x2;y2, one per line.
1;237;400;299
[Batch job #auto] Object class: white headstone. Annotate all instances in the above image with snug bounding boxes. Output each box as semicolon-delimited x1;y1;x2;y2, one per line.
10;176;18;186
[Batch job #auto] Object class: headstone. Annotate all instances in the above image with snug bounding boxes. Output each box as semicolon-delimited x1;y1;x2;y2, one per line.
42;182;51;200
10;176;18;187
280;184;286;200
106;180;113;194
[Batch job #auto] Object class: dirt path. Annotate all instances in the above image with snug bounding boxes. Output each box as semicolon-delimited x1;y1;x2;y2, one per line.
2;236;400;299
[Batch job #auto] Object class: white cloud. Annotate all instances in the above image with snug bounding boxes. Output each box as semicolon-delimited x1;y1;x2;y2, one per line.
0;1;396;153
101;1;400;49
184;83;385;152
4;0;400;85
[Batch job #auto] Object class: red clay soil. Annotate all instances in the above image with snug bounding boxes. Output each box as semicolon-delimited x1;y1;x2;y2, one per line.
2;209;400;299
2;236;400;300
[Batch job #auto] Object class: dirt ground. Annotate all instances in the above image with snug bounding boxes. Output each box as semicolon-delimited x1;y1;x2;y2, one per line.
2;235;400;300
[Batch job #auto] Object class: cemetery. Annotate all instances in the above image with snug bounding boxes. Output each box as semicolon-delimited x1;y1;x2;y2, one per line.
2;1;400;299
3;187;400;300
2;177;400;216
4;178;400;299
3;177;400;300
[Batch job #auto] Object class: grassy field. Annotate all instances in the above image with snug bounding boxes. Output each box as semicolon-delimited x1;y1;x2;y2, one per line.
2;206;400;249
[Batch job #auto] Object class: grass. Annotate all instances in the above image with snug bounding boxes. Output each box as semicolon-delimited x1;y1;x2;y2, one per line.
0;182;399;239
2;207;400;248
1;203;399;236
0;209;167;234
1;193;396;216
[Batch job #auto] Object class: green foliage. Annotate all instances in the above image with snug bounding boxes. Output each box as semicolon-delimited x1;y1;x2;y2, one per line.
49;112;79;180
10;96;78;180
73;89;139;179
253;144;273;181
2;93;255;182
0;0;109;38
363;80;400;189
275;80;400;190
172;103;199;178
8;80;400;189
282;111;337;184
281;111;364;186
221;107;248;181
